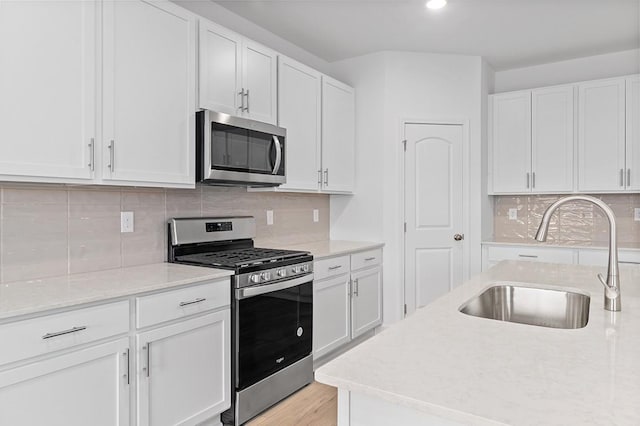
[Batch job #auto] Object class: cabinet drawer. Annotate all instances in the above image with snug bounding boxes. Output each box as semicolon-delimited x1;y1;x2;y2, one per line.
314;255;350;281
486;246;575;264
136;280;230;329
351;249;382;271
0;301;129;367
578;249;640;266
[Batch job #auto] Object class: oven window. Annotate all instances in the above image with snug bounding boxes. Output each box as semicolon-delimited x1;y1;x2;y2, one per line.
237;280;312;390
210;123;283;175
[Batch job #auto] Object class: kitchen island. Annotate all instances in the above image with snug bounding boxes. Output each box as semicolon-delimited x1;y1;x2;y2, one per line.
315;260;640;425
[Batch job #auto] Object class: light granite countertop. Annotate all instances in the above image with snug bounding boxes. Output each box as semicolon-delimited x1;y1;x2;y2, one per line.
275;240;384;259
316;260;640;425
0;263;233;321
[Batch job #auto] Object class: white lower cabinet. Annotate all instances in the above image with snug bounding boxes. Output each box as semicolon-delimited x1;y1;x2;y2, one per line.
0;338;130;426
482;244;640;273
313;249;383;361
0;279;231;426
136;310;230;426
351;266;383;339
482;244;576;271
313;275;351;359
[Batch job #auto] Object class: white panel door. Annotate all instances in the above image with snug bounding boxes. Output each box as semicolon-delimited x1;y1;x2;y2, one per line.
278;56;322;191
489;91;532;193
626;75;640;191
351;266;382;339
137;310;230;426
0;339;129;426
578;78;626;191
405;124;464;314
0;0;96;181
199;20;242;115
532;85;575;192
321;76;355;193
103;0;195;187
313;275;351;359
243;41;277;125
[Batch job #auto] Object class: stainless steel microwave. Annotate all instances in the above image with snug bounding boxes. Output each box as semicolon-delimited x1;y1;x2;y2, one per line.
196;110;286;186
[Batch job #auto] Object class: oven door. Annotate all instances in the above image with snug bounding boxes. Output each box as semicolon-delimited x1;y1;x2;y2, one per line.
198;110;286;186
234;275;312;391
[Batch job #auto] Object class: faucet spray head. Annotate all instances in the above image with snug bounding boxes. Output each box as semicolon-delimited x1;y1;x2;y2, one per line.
534;220;549;242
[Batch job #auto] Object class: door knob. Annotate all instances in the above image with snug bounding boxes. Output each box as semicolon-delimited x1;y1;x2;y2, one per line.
454;234;464;241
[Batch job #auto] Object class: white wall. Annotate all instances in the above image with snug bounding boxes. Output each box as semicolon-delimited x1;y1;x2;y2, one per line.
330;52;484;324
172;0;335;76
481;60;495;242
494;48;640;93
329;53;387;244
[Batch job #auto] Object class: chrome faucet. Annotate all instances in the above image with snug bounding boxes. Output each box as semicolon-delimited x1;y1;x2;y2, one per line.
534;195;621;312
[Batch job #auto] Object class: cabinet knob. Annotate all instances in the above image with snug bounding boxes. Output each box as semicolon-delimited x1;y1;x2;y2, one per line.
454;234;464;241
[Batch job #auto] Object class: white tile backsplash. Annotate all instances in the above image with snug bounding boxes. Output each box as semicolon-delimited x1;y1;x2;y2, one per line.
0;184;329;283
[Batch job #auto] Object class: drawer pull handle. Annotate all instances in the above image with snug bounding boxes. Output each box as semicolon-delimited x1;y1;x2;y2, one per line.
42;326;87;340
328;265;342;271
518;254;538;259
179;297;207;307
364;257;376;261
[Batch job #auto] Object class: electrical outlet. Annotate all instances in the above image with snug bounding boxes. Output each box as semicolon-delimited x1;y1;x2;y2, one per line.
508;208;518;221
635;208;640;221
313;209;319;223
266;210;274;226
121;211;134;233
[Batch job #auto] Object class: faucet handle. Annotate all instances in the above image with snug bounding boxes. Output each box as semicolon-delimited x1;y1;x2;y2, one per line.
597;273;619;298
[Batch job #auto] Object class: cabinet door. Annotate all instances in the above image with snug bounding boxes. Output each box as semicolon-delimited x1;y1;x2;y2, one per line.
103;0;195;187
0;0;96;181
578;78;626;191
531;85;575;192
313;275;351;359
243;41;277;125
627;75;640;191
351;266;382;339
199;20;242;115
0;339;129;426
321;76;355;193
489;91;532;193
278;56;322;191
137;310;230;426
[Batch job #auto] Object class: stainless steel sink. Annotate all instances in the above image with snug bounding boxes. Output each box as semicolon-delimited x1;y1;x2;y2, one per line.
459;284;590;329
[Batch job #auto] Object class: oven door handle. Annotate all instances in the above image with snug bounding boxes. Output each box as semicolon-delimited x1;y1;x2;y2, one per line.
271;135;282;175
236;274;313;299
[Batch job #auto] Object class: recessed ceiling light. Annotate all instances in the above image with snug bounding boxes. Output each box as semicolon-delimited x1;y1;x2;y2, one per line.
426;0;447;10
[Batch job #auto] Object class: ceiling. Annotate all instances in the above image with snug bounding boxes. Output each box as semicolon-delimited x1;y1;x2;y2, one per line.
213;0;640;70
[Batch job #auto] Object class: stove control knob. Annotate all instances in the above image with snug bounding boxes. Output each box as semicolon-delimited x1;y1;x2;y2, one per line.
260;272;271;281
292;266;301;274
250;274;260;284
302;264;309;273
277;269;286;278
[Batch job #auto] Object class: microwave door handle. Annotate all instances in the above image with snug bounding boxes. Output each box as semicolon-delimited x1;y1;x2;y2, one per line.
272;136;282;175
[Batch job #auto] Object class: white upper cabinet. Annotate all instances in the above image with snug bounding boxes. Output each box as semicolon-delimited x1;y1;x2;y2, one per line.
577;78;626;192
199;20;277;125
199;21;242;116
278;56;322;191
531;85;575;192
489;91;532;193
0;0;96;182
490;75;639;195
242;40;278;124
321;76;356;193
102;0;195;187
626;75;640;191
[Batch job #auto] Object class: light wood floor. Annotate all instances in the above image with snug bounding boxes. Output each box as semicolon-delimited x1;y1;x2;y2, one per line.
246;381;337;426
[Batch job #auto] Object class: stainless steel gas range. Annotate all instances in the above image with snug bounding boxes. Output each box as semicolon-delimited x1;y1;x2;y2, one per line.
168;216;313;426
